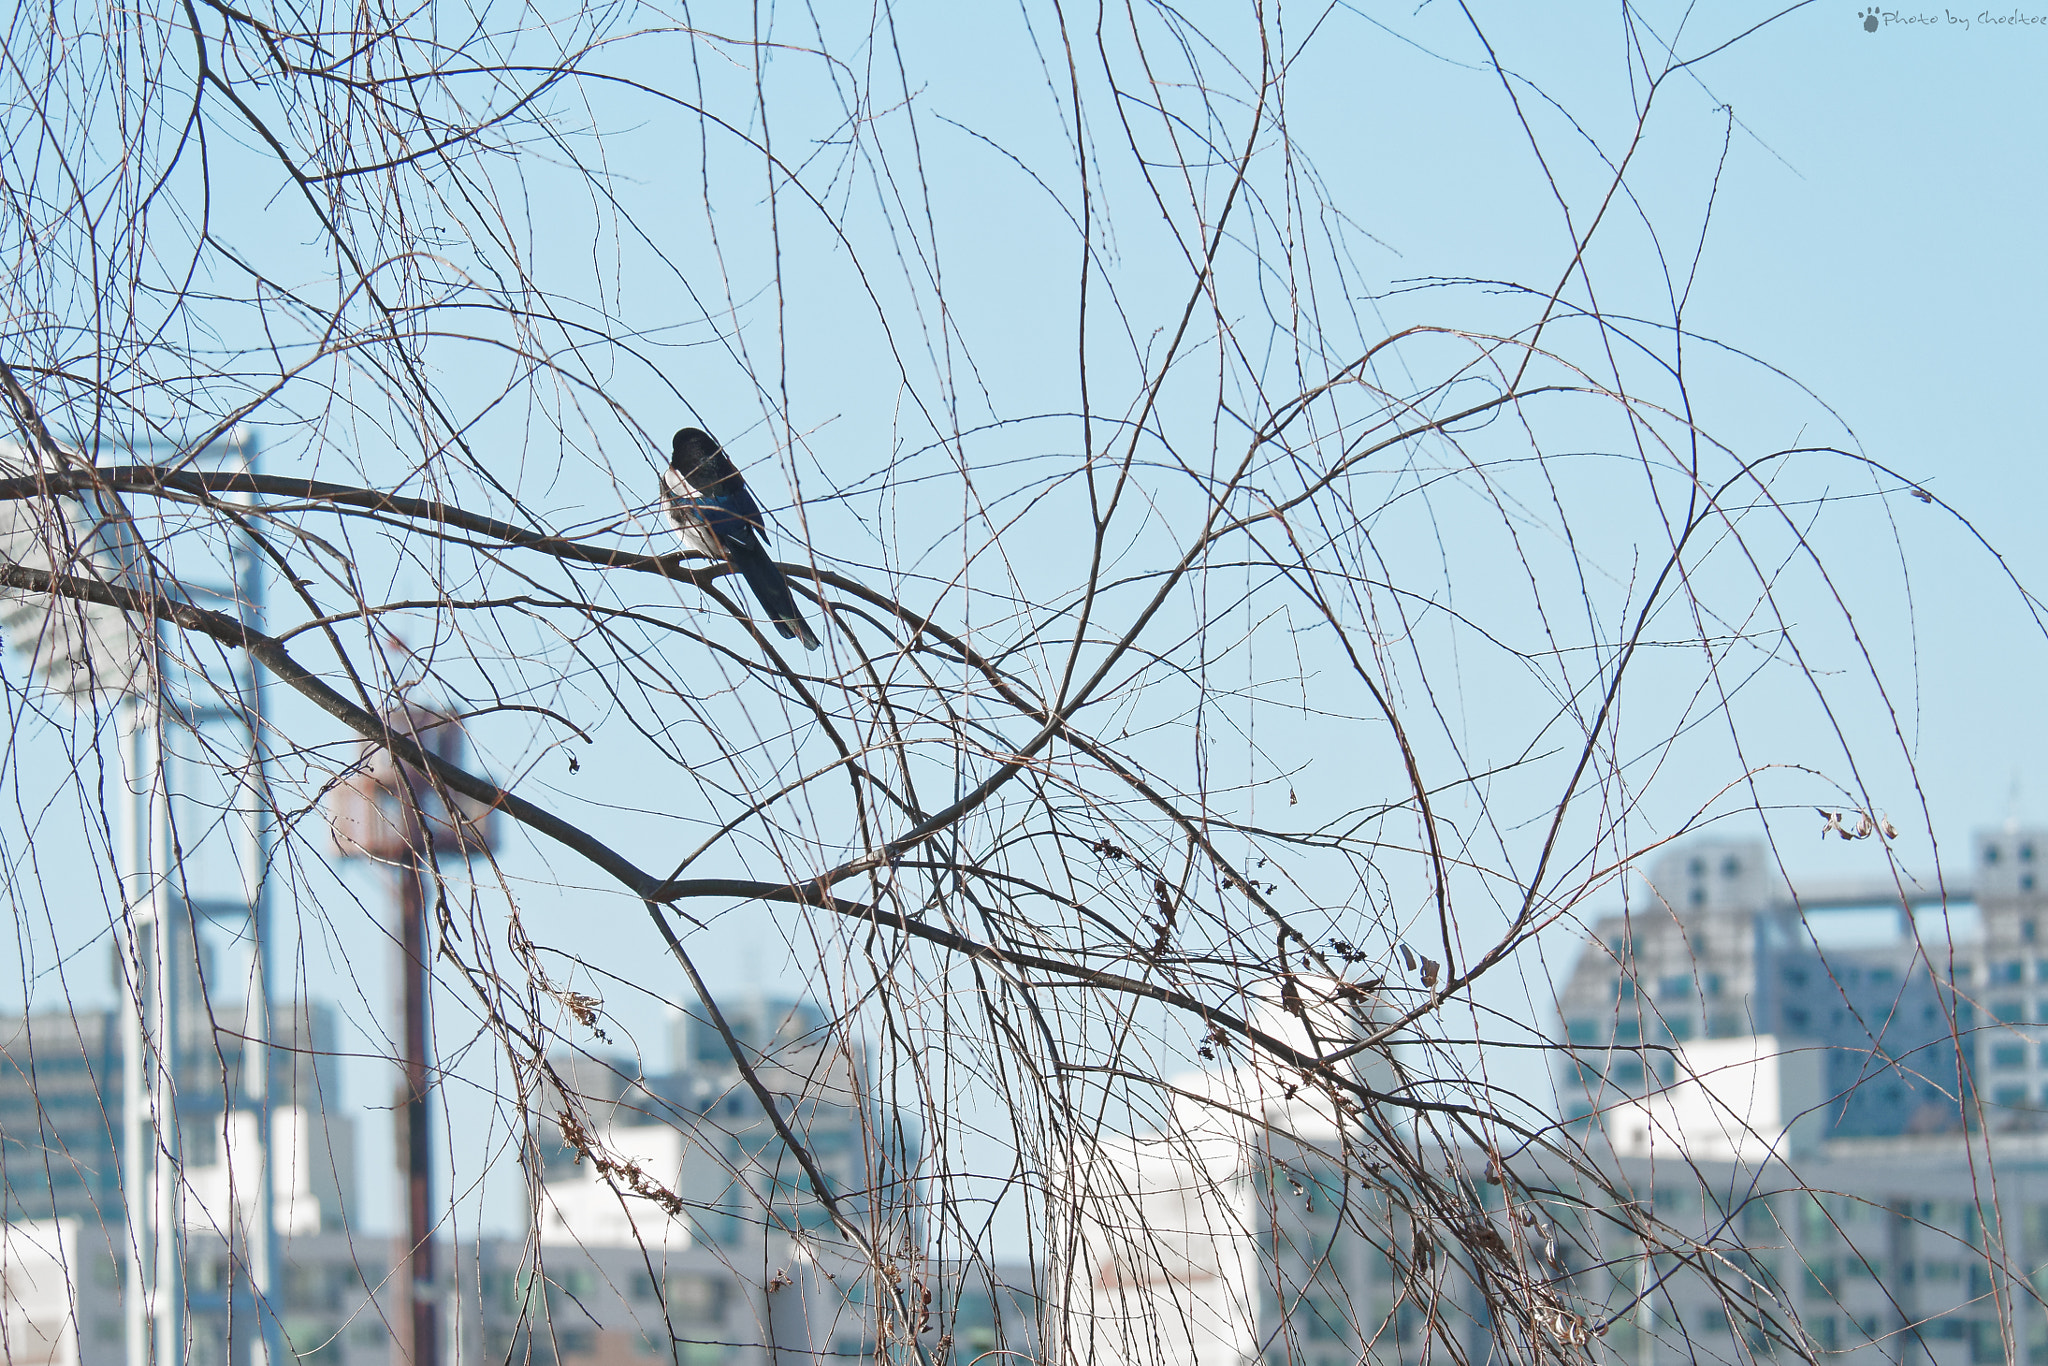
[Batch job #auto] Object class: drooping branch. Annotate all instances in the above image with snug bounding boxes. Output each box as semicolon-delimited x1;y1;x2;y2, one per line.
0;560;1512;1135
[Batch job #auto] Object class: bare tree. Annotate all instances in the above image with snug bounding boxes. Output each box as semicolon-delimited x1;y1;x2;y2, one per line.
0;2;2018;1365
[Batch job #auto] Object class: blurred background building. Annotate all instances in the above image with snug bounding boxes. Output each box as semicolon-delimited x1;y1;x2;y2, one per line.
1051;831;2048;1366
12;822;2048;1366
0;989;1038;1366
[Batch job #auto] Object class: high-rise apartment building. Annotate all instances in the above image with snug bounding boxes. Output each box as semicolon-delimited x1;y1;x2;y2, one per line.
1049;833;2048;1366
1554;836;2003;1140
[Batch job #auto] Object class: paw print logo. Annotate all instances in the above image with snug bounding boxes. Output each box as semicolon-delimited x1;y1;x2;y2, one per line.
1859;6;1882;29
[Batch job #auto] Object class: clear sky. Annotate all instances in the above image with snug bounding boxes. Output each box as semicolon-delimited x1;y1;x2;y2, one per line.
3;0;2045;1248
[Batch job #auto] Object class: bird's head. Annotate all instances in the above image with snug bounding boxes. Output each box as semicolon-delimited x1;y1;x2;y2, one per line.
670;427;721;481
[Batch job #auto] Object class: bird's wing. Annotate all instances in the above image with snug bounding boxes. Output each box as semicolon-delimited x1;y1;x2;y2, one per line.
661;466;725;560
719;475;770;537
694;445;773;534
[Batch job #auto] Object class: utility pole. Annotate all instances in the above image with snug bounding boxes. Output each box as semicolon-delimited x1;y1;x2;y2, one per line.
332;705;495;1366
398;841;436;1366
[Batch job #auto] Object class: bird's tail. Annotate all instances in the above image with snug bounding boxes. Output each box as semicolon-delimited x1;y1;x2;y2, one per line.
733;545;822;650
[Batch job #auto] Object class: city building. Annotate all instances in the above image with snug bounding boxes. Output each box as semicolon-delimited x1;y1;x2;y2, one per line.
0;954;356;1233
1549;1126;2048;1366
514;994;992;1366
1050;832;2048;1366
1061;976;1448;1366
1556;836;1980;1140
1550;830;2048;1364
0;982;1023;1366
0;981;368;1366
536;996;919;1260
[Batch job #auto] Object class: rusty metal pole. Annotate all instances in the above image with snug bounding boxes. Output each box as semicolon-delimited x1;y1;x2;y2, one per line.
330;702;493;1366
396;846;438;1366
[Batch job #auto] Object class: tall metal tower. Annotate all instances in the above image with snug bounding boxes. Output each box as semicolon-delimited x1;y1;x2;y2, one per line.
0;429;281;1366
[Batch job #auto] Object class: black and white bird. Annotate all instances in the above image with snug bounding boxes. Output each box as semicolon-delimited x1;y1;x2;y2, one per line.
662;427;821;650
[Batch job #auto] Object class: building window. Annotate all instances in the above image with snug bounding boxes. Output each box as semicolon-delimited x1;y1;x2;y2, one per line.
1659;974;1692;999
1301;1297;1347;1342
1703;973;1722;996
1989;844;2004;865
1998;961;2027;986
2026;843;2038;863
1992;1044;2027;1070
1995;1000;2026;1024
664;1274;727;1323
1994;1084;2028;1107
2028;920;2040;944
181;1121;221;1168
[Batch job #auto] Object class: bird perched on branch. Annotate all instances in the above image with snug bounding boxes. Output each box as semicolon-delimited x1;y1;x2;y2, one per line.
663;427;821;650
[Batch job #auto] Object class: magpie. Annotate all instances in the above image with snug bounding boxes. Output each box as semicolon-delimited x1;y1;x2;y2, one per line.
663;427;821;650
